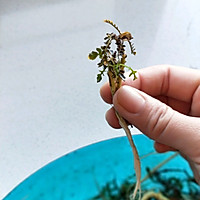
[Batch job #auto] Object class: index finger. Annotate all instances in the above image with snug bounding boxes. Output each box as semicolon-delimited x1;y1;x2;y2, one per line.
100;65;200;104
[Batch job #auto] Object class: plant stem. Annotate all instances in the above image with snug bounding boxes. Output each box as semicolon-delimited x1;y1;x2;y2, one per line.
107;70;141;200
115;111;141;200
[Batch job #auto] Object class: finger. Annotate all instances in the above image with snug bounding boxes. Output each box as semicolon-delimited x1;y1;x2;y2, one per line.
100;73;141;104
127;65;200;103
113;85;200;162
190;85;200;116
100;82;112;104
154;142;176;153
156;95;191;115
105;107;121;128
100;65;200;115
186;157;200;184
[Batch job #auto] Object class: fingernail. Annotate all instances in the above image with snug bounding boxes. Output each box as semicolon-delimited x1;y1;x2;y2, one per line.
113;86;145;113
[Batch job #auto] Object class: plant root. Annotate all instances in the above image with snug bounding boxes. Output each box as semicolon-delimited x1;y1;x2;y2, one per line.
115;111;141;200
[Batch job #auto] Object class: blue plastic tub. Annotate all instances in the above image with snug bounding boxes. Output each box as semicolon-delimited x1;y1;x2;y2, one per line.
3;135;194;200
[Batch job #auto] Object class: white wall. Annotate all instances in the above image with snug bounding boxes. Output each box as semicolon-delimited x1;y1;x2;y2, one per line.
0;0;200;198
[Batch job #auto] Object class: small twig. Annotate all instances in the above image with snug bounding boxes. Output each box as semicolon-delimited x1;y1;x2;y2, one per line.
141;152;179;183
140;151;157;159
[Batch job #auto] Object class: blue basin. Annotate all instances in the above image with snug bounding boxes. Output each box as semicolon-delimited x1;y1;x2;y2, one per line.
3;135;193;200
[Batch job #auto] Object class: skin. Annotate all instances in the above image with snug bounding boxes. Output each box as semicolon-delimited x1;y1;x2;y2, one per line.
100;65;200;184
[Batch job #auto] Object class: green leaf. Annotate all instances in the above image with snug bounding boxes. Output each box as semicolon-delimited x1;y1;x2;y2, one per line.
97;73;102;83
97;61;103;68
96;48;103;58
117;63;137;80
96;69;106;83
129;70;137;80
96;48;102;54
88;51;98;60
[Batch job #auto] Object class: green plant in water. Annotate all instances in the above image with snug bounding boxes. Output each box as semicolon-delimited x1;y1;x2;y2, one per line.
88;20;140;200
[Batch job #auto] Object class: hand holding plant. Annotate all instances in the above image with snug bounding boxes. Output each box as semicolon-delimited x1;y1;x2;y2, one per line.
89;20;200;200
101;65;200;186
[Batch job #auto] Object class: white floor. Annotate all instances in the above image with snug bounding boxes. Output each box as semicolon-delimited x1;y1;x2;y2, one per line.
1;0;200;198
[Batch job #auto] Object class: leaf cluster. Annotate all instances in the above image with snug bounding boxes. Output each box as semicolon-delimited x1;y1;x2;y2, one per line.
88;21;137;83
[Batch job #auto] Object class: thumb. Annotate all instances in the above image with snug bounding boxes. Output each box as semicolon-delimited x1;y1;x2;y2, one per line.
113;85;200;161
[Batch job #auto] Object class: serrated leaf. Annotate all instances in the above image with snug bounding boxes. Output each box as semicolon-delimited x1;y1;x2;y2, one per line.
88;51;98;60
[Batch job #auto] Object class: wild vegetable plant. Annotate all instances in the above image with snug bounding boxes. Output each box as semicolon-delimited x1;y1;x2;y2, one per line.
88;20;141;199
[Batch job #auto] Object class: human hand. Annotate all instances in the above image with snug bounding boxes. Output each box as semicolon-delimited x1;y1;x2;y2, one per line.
100;65;200;184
